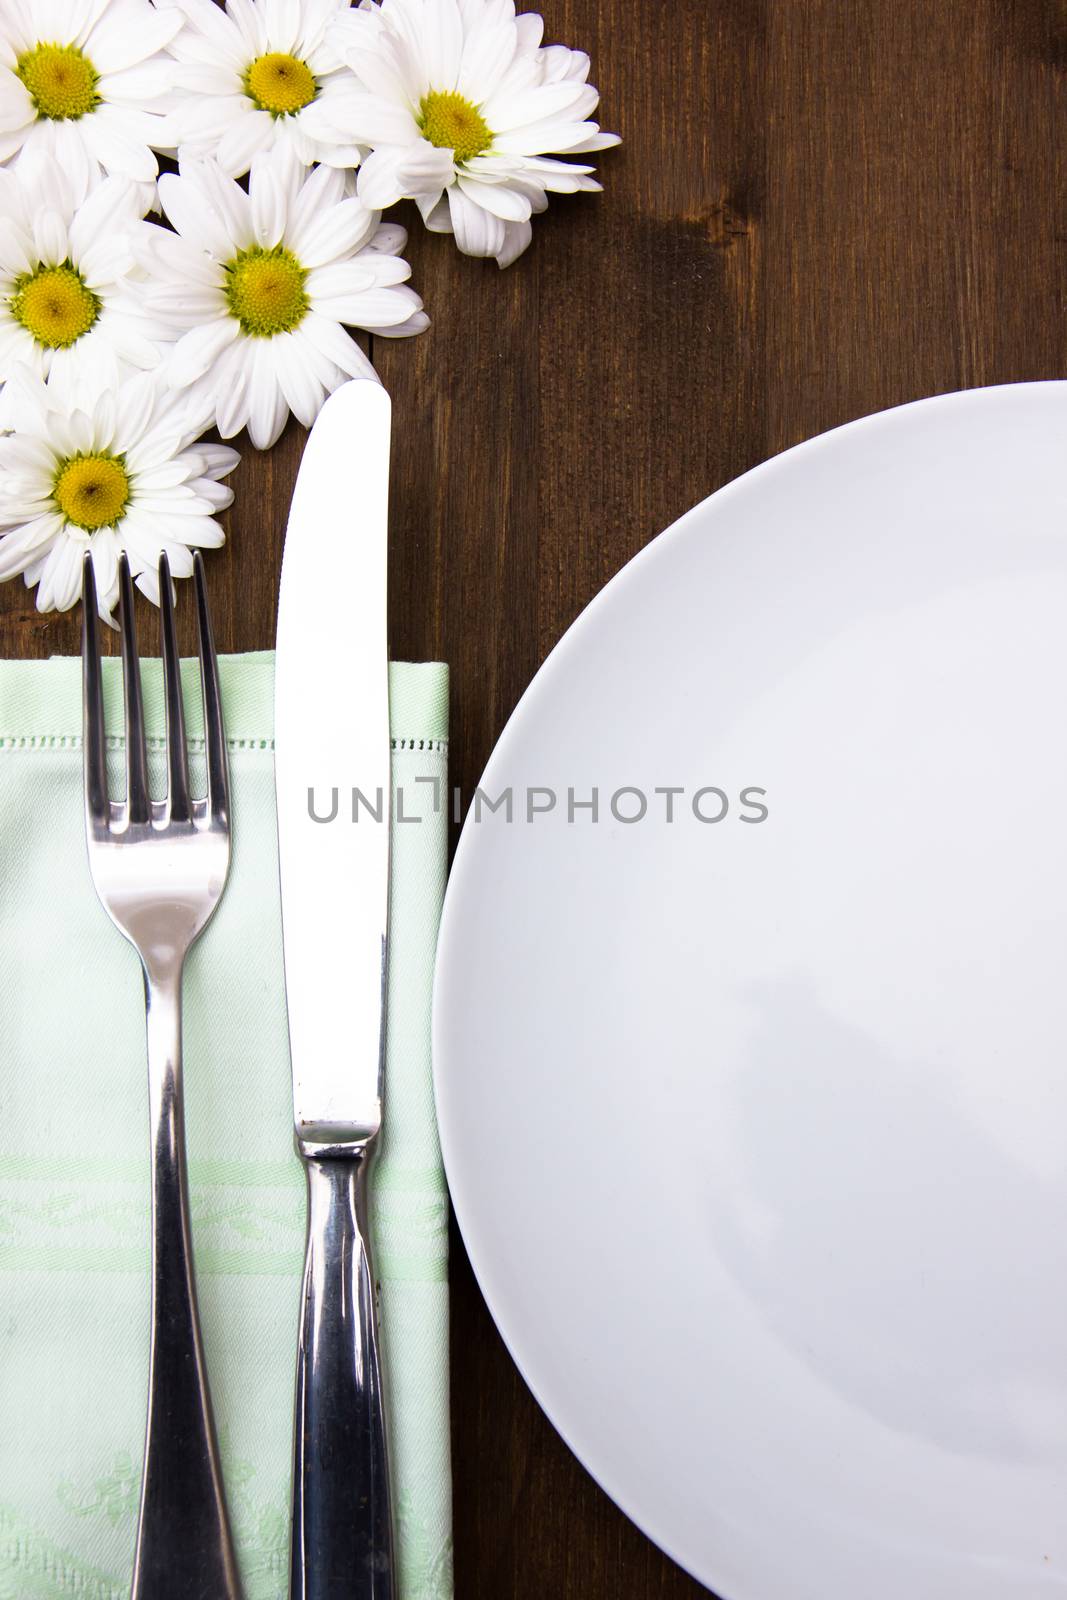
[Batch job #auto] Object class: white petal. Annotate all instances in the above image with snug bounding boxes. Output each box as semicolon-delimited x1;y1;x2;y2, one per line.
324;87;421;146
326;35;406;103
171;515;224;549
137;223;224;289
298;310;373;379
22;155;74;218
395;140;455;197
494;217;531;268
214;348;252;437
171;113;243;163
225;0;270;56
32;209;68;266
168;318;241;387
187;441;241;478
285;156;347;236
111;370;158;443
125;424;185;474
50;119;95;208
565;128;621;153
457;9;517;102
0;70;34;135
98;59;182;104
456;174;531;222
35;531;87;612
514;12;544;52
446;183;505;258
313;283;422;329
0;83;31;149
540;44;588;84
246;344;289;449
190;158;255;251
373;307;429;337
217;107;276;180
354;146;409;210
77;235;135;287
414;191;450;231
483;79;597;133
272;330;326;428
172;63;245;98
157;171;235;259
164;0;249;70
250;162;287;247
492;117;602;156
87;5;184;73
188;480;234;513
131;456;196;489
68;175;138;262
89;531;119;614
289;196;376;267
306;260;383;297
79;105;158;182
262;0;302;54
0;513;64;581
0;217;33;276
422;0;463;91
368;220;408;255
0;431;56;479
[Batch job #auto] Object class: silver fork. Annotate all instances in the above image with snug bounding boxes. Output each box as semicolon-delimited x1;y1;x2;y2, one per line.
82;550;243;1600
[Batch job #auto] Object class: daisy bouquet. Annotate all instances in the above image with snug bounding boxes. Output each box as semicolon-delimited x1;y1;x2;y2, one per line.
0;0;618;619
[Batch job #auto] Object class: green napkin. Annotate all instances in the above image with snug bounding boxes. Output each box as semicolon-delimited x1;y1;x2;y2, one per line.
0;652;453;1600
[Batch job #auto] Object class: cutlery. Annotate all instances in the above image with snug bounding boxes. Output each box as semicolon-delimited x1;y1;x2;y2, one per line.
274;378;394;1600
82;550;242;1600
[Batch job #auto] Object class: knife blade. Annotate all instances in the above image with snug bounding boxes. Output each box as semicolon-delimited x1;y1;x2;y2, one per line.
275;377;391;1142
274;377;395;1600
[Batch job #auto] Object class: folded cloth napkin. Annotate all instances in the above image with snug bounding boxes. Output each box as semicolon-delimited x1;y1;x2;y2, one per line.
0;651;453;1600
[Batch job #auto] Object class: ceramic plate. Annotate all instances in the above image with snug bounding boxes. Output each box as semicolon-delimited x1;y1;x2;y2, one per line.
432;383;1067;1599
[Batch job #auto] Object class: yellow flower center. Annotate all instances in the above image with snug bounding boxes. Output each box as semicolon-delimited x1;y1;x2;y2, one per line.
54;453;130;532
17;42;100;121
225;245;309;337
418;90;492;162
245;52;317;116
10;263;100;349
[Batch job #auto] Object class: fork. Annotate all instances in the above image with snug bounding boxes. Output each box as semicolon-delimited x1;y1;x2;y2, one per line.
82;549;243;1600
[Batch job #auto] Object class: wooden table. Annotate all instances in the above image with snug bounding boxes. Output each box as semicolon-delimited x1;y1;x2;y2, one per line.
2;2;1063;1593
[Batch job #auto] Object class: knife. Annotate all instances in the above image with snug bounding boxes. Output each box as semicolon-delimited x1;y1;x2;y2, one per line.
274;378;394;1600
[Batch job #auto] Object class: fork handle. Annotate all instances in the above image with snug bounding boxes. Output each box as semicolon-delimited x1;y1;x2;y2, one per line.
290;1152;394;1600
132;969;243;1600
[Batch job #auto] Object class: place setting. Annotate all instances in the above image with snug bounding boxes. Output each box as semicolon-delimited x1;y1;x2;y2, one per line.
0;3;1064;1600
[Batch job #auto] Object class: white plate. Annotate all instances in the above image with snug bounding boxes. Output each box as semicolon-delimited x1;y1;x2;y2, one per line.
432;383;1067;1600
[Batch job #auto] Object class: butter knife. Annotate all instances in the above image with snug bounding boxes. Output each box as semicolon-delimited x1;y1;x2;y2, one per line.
275;378;394;1600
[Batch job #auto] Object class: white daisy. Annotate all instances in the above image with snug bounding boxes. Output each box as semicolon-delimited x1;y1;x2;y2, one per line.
141;150;428;450
164;0;365;178
0;156;175;425
0;0;183;206
0;366;238;616
323;0;620;268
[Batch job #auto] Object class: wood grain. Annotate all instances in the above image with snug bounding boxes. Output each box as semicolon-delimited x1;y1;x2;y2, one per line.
1;2;1063;1594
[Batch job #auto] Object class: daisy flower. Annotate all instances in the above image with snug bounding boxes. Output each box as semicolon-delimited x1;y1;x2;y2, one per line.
164;0;365;178
141;150;428;450
0;0;182;206
324;0;620;268
0;156;175;424
0;367;239;616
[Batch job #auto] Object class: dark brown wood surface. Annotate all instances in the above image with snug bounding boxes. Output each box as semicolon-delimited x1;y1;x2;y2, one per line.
2;2;1064;1593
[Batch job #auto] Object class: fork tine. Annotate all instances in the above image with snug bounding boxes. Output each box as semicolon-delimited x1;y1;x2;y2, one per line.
193;551;229;827
81;554;108;829
158;551;191;824
118;553;150;825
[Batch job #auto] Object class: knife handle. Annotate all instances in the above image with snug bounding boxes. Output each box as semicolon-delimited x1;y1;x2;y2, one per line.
290;1151;394;1600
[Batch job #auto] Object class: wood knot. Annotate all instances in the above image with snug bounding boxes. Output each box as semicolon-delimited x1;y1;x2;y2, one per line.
703;199;752;249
